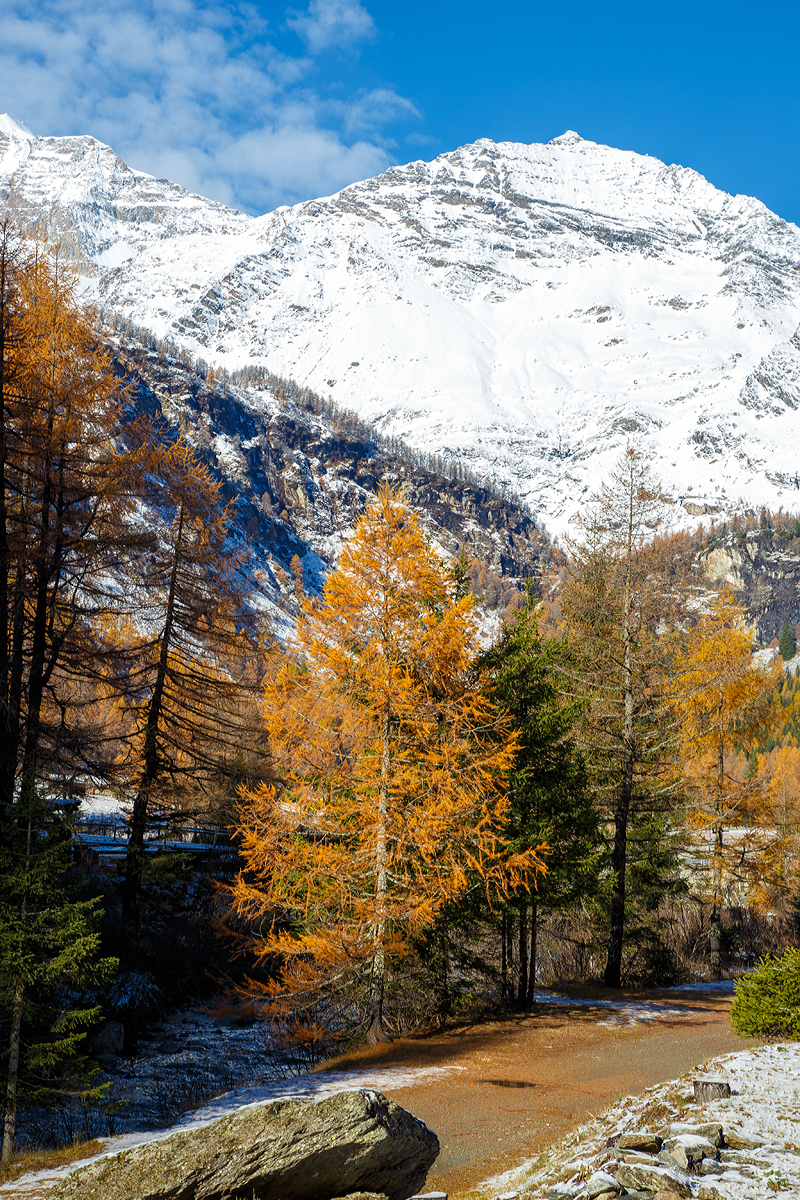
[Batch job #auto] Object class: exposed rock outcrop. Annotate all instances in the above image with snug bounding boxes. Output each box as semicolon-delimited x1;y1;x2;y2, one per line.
699;533;800;644
49;1089;438;1200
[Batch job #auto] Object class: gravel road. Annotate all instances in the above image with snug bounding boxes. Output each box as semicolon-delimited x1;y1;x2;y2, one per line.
364;986;752;1197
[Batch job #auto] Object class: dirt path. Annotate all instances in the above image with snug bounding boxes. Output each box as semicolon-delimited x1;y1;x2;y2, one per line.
333;987;751;1198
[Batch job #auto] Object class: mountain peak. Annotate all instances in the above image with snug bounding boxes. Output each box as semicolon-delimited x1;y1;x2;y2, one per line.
3;125;800;535
548;130;585;146
0;114;34;140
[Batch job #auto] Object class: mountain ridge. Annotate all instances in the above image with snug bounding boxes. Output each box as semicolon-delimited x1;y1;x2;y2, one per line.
3;117;800;535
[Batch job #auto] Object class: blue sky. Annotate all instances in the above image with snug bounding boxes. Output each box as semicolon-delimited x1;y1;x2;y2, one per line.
2;0;799;221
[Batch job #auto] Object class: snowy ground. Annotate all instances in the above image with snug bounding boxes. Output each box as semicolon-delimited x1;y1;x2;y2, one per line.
481;1041;800;1200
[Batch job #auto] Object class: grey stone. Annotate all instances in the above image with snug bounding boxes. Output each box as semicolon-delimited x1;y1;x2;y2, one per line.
692;1079;731;1102
669;1123;723;1148
48;1088;439;1200
88;1021;124;1056
724;1129;766;1150
616;1131;662;1152
657;1150;687;1173
157;1037;182;1054
618;1150;661;1165
698;1161;725;1176
95;1054;120;1071
718;1150;763;1165
660;1135;716;1168
613;1161;691;1197
186;1040;205;1051
584;1170;618;1198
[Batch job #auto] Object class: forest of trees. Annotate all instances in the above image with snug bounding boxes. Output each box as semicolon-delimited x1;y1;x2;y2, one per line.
3;227;800;1159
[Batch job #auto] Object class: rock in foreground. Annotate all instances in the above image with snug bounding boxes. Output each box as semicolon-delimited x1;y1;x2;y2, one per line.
49;1089;439;1200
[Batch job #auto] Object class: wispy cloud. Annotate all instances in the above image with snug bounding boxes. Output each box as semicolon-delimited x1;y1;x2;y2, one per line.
0;0;420;213
286;0;375;54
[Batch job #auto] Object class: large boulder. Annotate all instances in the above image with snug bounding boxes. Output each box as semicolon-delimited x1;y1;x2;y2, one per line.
49;1089;438;1200
613;1160;691;1197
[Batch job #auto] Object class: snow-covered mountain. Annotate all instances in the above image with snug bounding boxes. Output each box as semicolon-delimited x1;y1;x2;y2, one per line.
4;112;800;535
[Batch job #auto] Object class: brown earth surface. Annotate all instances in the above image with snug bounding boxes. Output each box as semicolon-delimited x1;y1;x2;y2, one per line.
330;986;752;1199
14;987;749;1200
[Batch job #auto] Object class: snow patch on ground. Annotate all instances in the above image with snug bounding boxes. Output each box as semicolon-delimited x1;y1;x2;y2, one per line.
534;984;733;1027
480;1041;800;1199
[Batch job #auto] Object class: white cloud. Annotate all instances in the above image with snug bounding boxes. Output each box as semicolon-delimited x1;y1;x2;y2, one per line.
0;0;418;213
286;0;375;54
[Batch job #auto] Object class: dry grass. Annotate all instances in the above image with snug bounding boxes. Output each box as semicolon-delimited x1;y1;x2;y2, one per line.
0;1138;105;1187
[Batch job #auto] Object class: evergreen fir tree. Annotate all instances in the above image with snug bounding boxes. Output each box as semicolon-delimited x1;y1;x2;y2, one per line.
780;622;796;662
480;600;601;1006
0;797;116;1158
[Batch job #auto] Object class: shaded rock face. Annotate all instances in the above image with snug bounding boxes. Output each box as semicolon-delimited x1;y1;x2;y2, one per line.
48;1089;439;1200
113;339;549;607
700;534;800;644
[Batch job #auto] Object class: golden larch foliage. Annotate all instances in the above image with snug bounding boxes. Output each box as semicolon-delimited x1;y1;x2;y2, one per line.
227;484;545;1043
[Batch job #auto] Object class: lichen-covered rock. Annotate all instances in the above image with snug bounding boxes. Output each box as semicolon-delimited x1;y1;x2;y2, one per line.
669;1122;723;1148
583;1170;619;1198
48;1089;439;1200
724;1128;766;1150
660;1134;717;1168
613;1160;691;1197
616;1131;662;1152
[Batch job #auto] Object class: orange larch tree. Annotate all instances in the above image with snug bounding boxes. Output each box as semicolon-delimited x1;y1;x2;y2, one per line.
120;435;270;931
672;589;779;977
227;485;545;1044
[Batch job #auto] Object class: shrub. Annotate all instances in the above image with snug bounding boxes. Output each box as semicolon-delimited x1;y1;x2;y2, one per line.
731;948;800;1038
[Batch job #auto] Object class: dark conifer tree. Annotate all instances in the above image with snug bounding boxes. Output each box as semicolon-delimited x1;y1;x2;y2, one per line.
780;622;796;662
481;599;601;1006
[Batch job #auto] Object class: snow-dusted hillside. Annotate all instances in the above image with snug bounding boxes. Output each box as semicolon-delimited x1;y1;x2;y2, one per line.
4;113;800;534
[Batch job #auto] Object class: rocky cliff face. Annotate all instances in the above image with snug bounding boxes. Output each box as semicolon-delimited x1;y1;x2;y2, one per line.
113;333;549;626
5;114;800;536
700;532;800;644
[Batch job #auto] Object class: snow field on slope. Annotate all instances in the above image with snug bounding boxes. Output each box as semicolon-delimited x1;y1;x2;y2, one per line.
5;125;800;533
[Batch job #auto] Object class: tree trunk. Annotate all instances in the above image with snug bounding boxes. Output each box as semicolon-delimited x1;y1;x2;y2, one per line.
518;899;528;1009
1;985;23;1162
604;528;635;990
505;910;514;1004
367;705;390;1044
709;731;725;980
3;820;30;1163
436;925;451;1024
0;230;10;828
526;898;537;1006
500;910;507;1004
123;502;184;932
